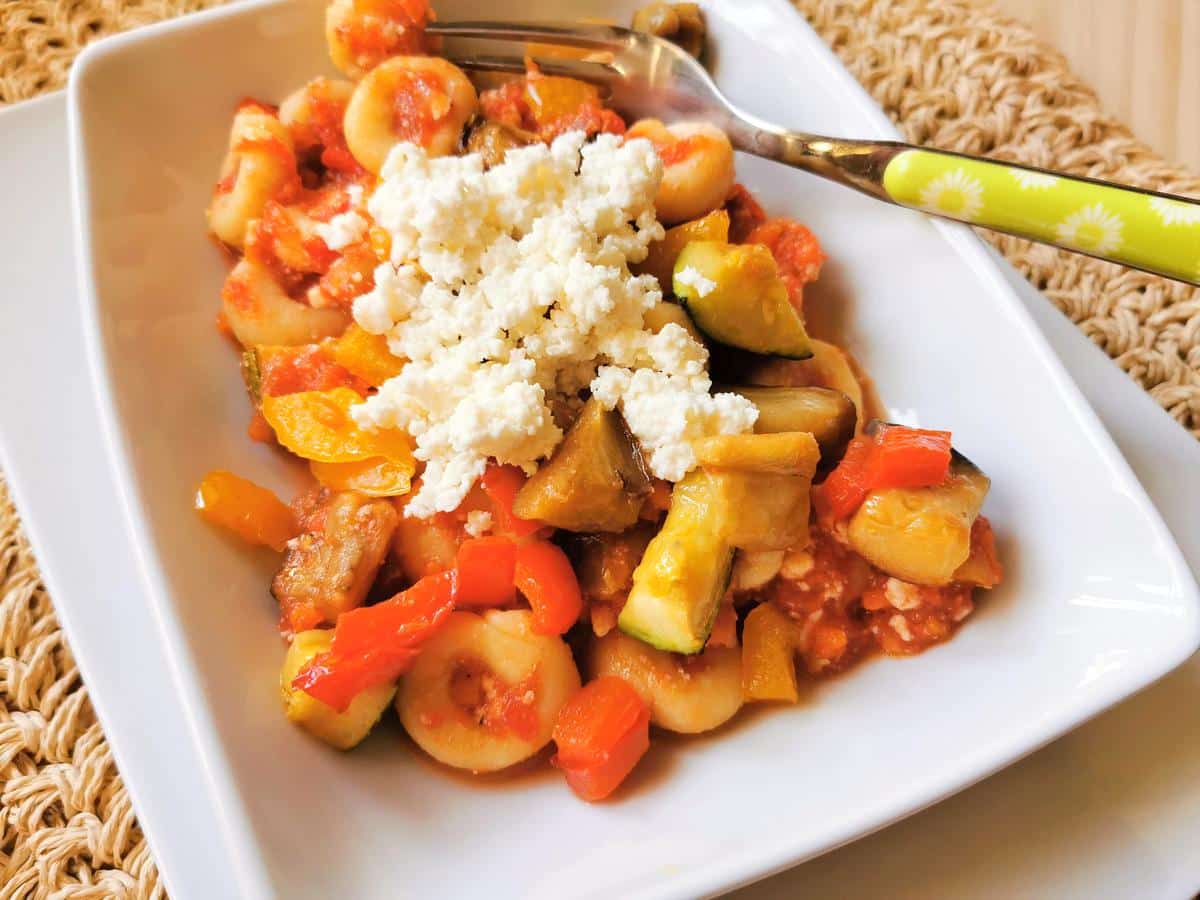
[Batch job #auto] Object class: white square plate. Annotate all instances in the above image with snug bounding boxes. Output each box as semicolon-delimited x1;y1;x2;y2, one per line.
67;1;1200;898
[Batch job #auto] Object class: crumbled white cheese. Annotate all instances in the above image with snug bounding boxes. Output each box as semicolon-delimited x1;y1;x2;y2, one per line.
351;132;757;517
674;264;717;298
889;614;914;642
884;577;922;610
315;209;369;251
464;510;493;538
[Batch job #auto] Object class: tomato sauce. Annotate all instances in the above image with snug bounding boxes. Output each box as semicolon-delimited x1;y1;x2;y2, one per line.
479;77;626;143
725;183;767;242
744;218;825;311
657;134;704;167
449;657;542;742
259;345;369;399
336;0;433;69
765;524;982;678
390;69;448;145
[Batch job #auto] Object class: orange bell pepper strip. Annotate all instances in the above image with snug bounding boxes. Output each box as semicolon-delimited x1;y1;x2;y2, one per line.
480;463;545;538
816;425;952;521
514;540;583;635
452;536;518;608
292;570;454;711
552;676;651;802
194;470;298;551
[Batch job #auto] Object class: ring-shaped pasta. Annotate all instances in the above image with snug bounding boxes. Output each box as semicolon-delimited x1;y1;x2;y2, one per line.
397;610;581;772
344;56;478;173
279;77;359;173
221;259;350;348
326;0;433;79
207;104;299;250
628;118;735;225
588;629;743;734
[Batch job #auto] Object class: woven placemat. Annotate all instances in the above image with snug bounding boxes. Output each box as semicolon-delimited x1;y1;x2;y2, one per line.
1;1;1198;896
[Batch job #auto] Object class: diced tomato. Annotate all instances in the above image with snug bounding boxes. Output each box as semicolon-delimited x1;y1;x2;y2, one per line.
744;218;824;311
316;244;379;309
480;464;545;538
725;183;767;243
552;676;651;802
815;425;952;521
293;570;455;711
259;345;369;399
453;536;517;608
514;540;583;635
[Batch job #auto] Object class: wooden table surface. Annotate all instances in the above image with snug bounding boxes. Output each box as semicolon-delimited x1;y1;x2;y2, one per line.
992;0;1199;172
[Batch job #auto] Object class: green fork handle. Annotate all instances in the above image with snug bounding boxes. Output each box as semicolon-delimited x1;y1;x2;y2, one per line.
749;129;1200;286
880;148;1200;285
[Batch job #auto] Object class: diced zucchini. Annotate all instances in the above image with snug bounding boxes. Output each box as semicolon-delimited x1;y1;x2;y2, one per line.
513;397;651;533
241;348;264;407
672;241;812;359
618;470;734;654
847;451;990;586
618;450;817;652
715;469;812;552
633;208;730;290
723;385;857;465
692;431;820;476
280;630;396;750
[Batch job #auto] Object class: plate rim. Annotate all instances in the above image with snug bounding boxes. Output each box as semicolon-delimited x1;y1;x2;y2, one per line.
65;2;1200;898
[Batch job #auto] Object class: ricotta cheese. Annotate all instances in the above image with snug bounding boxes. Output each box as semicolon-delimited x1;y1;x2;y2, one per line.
315;209;369;251
674;264;717;298
351;132;757;517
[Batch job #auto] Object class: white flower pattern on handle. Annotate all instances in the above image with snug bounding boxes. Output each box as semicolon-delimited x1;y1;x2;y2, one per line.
1148;196;1200;227
918;168;985;221
1055;203;1124;255
1008;168;1059;190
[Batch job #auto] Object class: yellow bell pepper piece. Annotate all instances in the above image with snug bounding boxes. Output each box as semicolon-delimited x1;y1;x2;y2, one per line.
261;387;413;464
310;456;414;497
329;324;404;387
741;602;803;703
194;469;298;551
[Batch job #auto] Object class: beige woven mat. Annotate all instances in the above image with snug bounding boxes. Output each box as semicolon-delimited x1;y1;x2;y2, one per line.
2;0;1198;896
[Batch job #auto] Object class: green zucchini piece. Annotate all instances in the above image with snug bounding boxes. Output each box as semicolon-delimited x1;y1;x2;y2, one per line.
241;348;264;408
847;449;990;586
618;451;818;653
672;241;813;359
512;397;650;533
618;470;734;654
722;385;857;465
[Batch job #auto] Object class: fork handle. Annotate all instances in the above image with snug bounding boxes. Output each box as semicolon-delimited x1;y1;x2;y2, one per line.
766;134;1200;286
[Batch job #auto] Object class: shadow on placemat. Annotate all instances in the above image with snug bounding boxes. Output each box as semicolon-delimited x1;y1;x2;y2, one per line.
0;0;1197;896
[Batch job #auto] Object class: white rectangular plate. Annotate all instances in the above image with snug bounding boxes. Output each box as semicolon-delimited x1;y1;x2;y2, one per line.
60;1;1200;898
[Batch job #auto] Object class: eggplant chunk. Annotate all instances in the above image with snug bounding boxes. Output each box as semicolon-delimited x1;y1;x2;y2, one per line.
722;385;856;466
848;452;990;586
513;397;650;533
272;490;399;623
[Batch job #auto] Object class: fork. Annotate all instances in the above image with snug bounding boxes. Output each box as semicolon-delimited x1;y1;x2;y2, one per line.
429;20;1200;287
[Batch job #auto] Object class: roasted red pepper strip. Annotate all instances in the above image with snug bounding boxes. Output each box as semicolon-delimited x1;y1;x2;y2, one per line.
480;463;545;538
864;425;952;490
816;425;953;521
292;570;454;711
453;536;518;608
552;676;651;802
514;540;583;635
